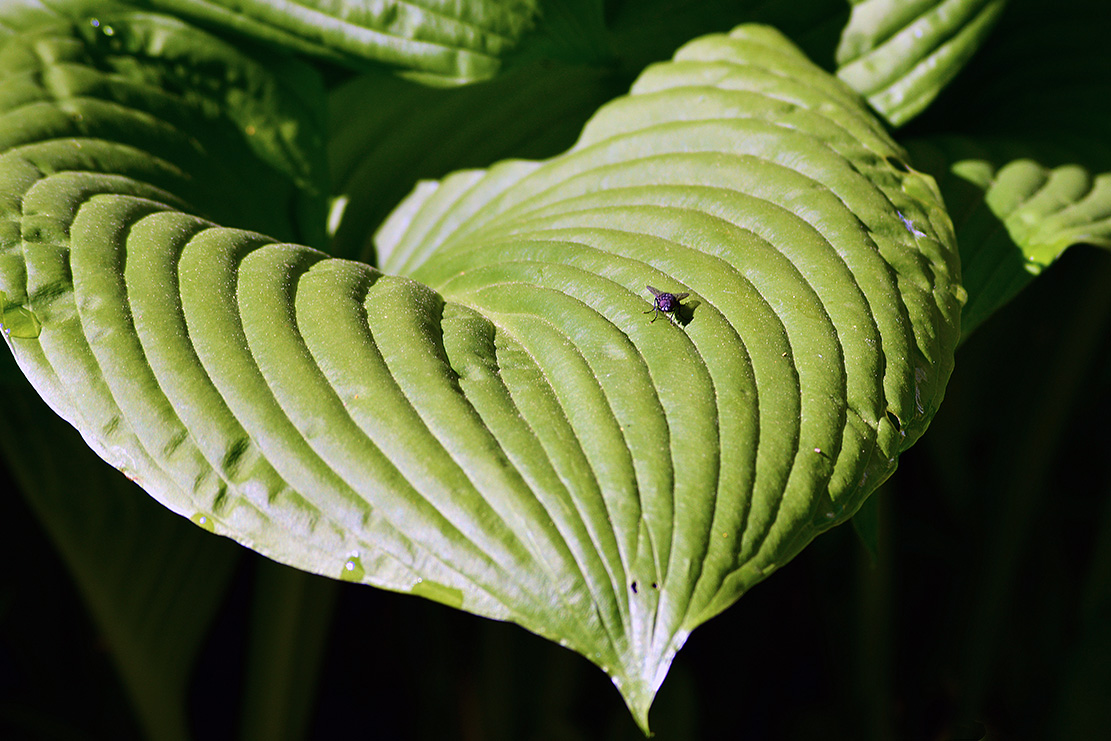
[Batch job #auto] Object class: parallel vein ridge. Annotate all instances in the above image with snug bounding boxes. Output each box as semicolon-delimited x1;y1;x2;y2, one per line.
0;19;962;726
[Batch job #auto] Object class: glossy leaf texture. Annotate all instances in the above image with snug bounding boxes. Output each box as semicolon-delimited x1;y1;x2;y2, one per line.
903;0;1111;337
0;16;962;729
0;0;548;82
140;0;542;82
835;0;1008;127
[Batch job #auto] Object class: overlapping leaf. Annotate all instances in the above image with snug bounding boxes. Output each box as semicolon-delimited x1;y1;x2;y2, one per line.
0;16;961;730
0;0;546;83
903;0;1111;336
606;0;850;74
836;0;1008;126
139;0;544;82
908;138;1111;335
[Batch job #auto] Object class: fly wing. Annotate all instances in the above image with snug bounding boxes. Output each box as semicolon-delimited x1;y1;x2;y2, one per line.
673;292;690;300
646;285;662;296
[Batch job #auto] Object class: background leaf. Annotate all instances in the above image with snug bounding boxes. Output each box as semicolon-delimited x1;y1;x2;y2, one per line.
239;560;339;741
606;0;849;76
327;60;626;263
902;0;1111;336
126;0;544;82
834;0;1008;127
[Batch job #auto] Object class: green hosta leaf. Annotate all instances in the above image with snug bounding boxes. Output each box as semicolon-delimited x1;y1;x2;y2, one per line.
907;138;1111;336
903;0;1111;336
0;17;961;730
0;0;546;82
836;0;1008;126
137;0;544;82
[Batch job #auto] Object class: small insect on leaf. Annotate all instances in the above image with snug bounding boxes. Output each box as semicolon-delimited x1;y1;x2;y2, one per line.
644;285;690;324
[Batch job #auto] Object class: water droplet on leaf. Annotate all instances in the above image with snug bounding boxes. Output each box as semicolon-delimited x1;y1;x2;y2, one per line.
340;555;365;582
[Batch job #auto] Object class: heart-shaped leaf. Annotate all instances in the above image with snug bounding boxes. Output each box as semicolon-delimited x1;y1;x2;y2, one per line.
0;16;961;729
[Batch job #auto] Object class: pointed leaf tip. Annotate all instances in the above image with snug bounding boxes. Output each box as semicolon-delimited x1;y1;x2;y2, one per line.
0;21;960;726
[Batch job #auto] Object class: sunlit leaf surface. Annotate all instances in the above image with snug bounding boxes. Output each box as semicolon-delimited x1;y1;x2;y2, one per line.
836;0;1007;126
0;17;961;728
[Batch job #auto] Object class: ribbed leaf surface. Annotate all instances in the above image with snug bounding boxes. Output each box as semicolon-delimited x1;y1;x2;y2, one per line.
0;18;961;727
143;0;541;81
902;0;1111;336
836;0;1007;126
0;0;542;82
909;138;1111;335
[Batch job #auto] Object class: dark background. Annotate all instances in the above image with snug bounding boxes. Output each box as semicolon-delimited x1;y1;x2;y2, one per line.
3;0;1110;735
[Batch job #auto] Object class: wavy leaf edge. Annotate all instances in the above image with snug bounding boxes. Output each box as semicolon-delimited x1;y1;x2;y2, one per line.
0;19;963;730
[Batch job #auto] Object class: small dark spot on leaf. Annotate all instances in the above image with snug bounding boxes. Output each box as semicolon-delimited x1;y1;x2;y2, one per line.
222;437;251;475
630;581;638;594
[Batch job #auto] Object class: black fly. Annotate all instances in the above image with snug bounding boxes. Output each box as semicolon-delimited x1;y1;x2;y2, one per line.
644;285;689;324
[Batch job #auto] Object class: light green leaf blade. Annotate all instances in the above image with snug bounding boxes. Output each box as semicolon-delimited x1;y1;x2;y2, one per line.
0;17;961;730
0;8;337;587
835;0;1008;126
